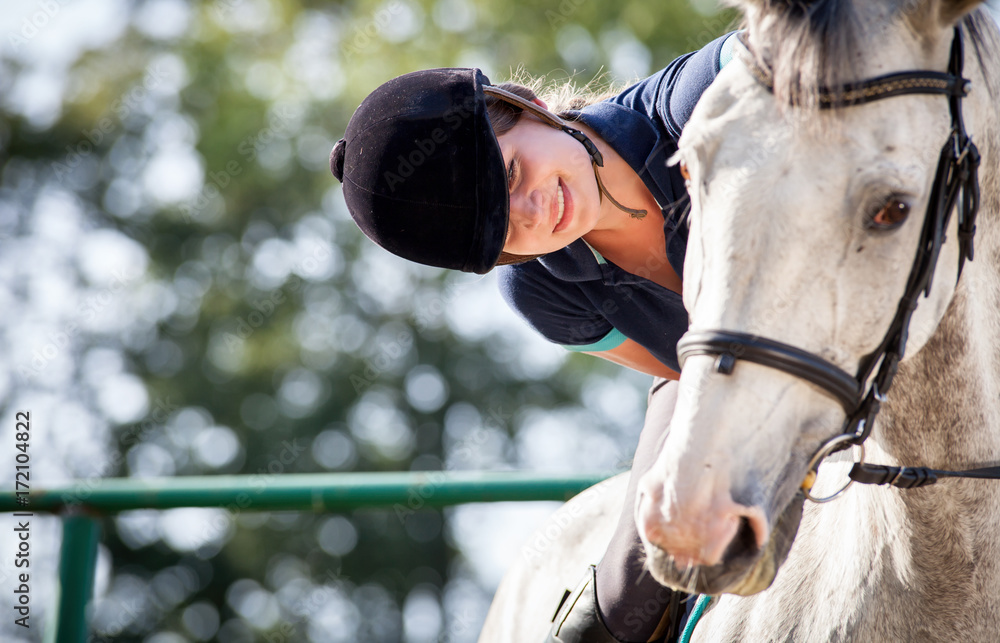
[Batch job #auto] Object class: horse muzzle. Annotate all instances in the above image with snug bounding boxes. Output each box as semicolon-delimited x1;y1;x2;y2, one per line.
636;478;805;595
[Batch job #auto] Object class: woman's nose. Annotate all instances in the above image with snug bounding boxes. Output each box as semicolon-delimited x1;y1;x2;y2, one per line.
510;188;545;229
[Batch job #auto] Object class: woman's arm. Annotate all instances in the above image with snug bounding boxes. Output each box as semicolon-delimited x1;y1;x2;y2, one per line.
585;337;680;380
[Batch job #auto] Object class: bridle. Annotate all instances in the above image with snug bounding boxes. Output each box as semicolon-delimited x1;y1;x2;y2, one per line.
676;27;983;502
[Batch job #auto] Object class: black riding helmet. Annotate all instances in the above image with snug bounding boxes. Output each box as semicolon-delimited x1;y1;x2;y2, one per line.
330;68;645;274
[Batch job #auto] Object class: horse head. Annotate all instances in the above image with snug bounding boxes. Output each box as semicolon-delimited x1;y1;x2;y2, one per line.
637;0;997;596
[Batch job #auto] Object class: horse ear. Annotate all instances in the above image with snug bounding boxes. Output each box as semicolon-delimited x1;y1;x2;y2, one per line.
903;0;982;35
922;0;985;26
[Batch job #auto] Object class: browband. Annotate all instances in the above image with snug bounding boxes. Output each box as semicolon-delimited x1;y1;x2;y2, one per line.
732;31;970;109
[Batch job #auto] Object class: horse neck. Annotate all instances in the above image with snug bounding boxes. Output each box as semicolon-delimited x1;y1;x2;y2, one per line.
827;147;1000;612
876;14;1000;473
811;15;1000;617
878;274;1000;468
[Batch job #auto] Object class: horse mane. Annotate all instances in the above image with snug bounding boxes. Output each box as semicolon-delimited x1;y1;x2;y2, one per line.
732;0;863;108
964;10;1000;101
735;1;999;109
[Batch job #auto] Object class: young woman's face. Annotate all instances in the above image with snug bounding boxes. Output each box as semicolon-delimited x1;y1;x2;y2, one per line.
496;117;602;256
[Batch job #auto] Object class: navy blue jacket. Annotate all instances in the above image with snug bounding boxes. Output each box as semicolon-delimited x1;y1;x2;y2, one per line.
497;32;736;372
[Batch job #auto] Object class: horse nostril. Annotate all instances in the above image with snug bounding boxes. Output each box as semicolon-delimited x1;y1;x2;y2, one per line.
723;516;760;565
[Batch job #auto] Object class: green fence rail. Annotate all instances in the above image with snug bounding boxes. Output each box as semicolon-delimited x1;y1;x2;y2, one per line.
1;471;616;642
0;471;614;513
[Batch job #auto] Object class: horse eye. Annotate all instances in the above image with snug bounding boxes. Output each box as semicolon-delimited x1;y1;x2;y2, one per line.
868;198;911;230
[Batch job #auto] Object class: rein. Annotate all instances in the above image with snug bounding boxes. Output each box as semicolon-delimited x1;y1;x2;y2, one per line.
676;27;985;502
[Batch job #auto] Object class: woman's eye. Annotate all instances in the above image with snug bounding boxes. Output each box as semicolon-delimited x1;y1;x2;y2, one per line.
867;197;911;231
507;159;519;190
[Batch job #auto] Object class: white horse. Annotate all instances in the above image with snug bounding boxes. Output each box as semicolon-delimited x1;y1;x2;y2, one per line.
482;1;1000;640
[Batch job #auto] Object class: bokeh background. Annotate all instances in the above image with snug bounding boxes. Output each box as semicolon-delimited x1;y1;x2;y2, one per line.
3;1;995;642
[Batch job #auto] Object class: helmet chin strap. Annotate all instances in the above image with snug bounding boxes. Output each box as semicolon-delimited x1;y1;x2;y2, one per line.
483;86;648;219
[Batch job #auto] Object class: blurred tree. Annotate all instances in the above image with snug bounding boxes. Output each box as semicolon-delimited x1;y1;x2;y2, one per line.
0;0;734;641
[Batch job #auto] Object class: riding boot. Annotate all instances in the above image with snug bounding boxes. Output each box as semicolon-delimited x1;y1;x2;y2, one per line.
546;381;686;643
545;566;683;643
545;565;626;643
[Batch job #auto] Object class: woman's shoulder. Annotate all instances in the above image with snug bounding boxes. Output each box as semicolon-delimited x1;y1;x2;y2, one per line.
605;31;739;140
496;242;607;316
496;245;615;346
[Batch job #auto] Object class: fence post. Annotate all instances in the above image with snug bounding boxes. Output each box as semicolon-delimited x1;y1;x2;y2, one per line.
51;515;100;643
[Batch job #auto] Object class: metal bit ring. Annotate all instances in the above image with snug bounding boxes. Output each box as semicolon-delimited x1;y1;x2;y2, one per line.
802;434;866;503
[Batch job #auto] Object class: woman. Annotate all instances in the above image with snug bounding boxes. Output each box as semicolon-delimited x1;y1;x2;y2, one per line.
330;31;738;643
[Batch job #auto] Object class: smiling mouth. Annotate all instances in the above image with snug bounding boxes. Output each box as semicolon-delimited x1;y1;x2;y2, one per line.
553;178;570;232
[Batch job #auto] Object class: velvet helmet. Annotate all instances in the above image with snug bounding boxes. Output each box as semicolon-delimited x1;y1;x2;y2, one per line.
330;68;631;274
